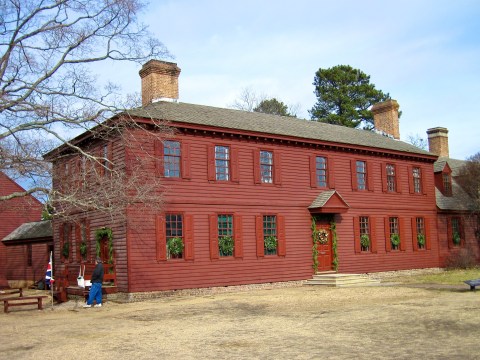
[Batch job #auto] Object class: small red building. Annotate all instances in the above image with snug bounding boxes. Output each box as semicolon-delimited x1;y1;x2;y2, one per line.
45;61;477;296
426;128;479;267
0;172;44;288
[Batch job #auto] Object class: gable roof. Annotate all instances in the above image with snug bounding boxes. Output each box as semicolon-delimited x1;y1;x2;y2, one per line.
433;157;476;211
435;157;466;175
127;101;435;159
308;190;350;213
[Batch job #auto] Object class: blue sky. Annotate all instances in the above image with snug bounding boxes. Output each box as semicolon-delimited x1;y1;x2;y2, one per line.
106;0;480;159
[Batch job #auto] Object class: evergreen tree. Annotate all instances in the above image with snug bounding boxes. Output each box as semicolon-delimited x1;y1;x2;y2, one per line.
310;65;391;128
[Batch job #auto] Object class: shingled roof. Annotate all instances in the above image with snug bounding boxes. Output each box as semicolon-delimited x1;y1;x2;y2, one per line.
127;101;435;158
433;157;476;211
2;220;52;244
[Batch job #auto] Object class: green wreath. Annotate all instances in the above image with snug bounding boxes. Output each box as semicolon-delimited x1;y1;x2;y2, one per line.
317;229;329;244
95;227;114;264
390;233;400;247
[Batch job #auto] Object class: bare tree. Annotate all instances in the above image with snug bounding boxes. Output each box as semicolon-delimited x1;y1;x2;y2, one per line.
230;87;299;117
456;152;480;238
230;87;266;112
0;0;171;217
405;133;428;150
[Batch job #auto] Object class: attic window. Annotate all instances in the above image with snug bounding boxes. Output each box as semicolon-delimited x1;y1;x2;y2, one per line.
442;173;452;196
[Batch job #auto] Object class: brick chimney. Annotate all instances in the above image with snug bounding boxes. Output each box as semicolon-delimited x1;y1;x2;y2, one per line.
427;127;449;157
371;99;400;140
139;60;181;106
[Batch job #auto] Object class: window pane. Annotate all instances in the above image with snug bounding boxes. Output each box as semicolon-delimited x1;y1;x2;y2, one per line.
218;214;233;257
316;156;327;187
260;151;273;183
386;164;396;192
389;217;399;250
443;173;452;195
215;146;230;181
416;217;425;249
263;215;277;255
356;161;366;190
413;167;421;193
166;214;183;259
164;141;181;177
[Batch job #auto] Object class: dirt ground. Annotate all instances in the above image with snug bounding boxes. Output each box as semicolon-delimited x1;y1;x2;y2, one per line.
1;283;479;360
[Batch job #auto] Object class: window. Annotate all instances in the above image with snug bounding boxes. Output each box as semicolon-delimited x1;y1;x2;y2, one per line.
217;214;234;256
166;214;183;258
412;167;421;193
215;146;230;181
386;164;396;192
316;156;327;187
354;216;376;254
260;151;273;183
389;217;400;251
256;214;285;257
61;223;72;260
416;217;425;249
263;215;277;255
78;219;89;261
359;216;370;251
156;214;193;261
27;244;32;267
164;140;181;178
356;161;367;190
451;217;461;247
443;173;452;196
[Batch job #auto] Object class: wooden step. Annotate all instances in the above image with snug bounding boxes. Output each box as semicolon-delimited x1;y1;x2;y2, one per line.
304;273;380;287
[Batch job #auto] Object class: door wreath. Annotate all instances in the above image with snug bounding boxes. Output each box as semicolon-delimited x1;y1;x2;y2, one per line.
317;229;329;244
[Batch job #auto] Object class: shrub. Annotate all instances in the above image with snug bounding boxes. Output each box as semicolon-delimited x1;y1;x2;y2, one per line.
445;247;477;269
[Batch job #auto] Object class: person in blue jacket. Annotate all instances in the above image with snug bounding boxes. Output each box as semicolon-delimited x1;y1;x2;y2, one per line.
83;257;104;308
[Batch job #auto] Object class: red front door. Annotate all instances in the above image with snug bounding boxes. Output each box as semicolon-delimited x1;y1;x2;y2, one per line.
316;224;333;272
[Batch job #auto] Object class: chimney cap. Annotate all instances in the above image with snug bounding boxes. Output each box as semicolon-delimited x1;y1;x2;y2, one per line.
371;99;399;114
139;60;181;79
426;127;448;136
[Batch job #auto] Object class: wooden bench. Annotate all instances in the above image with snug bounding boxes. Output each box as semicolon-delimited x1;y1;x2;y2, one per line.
0;288;23;297
464;279;480;291
3;295;48;313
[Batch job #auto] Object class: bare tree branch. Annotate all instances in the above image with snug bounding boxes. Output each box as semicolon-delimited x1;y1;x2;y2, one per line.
0;0;171;216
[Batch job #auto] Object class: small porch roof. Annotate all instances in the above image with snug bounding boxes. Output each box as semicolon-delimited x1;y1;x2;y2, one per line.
308;190;350;214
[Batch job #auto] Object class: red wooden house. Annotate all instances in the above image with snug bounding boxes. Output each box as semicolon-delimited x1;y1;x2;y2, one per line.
47;60;473;297
0;172;44;288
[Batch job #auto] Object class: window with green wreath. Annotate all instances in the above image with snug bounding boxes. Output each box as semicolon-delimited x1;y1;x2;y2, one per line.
451;217;461;247
263;215;278;255
388;217;400;251
166;214;183;259
217;214;234;257
359;216;370;252
415;217;426;250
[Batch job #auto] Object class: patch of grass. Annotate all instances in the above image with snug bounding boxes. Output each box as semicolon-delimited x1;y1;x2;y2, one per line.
392;268;480;285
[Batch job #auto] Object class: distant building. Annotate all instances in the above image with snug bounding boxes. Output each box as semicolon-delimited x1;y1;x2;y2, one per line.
0;172;44;288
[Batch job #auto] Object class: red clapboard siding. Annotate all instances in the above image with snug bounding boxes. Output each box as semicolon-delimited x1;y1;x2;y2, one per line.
48;123;449;293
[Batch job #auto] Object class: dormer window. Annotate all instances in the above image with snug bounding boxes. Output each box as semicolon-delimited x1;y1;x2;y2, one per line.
442;173;452;196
